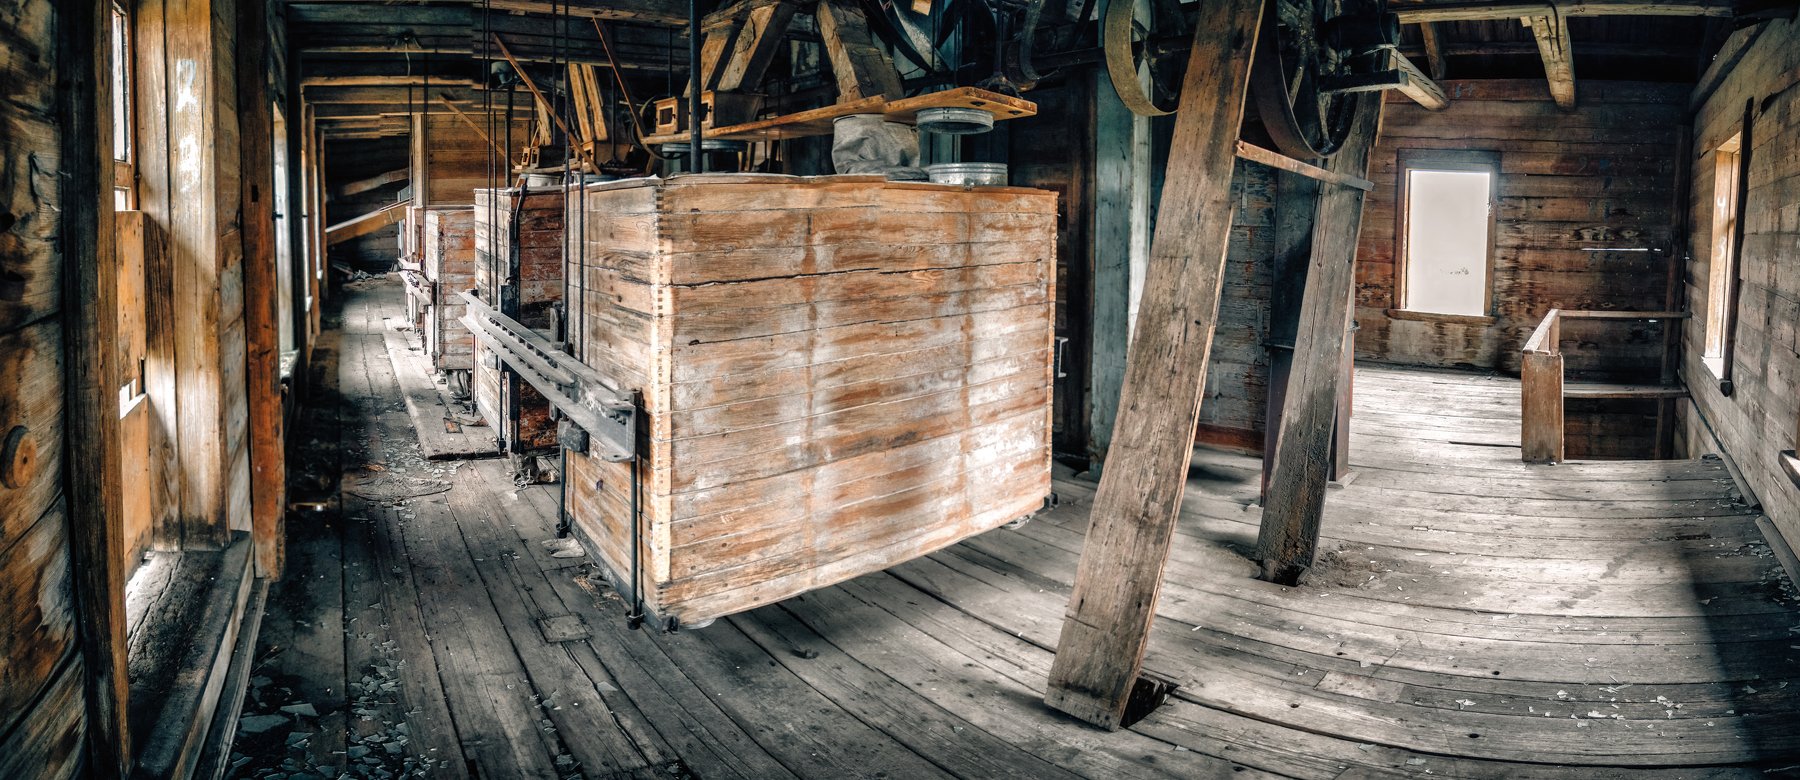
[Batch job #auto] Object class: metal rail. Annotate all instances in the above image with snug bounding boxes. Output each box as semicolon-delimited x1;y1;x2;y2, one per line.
460;291;636;461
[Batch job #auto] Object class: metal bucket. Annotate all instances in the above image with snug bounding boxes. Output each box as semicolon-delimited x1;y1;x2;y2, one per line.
926;162;1008;186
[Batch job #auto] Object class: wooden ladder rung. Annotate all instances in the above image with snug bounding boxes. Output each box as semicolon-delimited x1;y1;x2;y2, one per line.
1563;382;1689;399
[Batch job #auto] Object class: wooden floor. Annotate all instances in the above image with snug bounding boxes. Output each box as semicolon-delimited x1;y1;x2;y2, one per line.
232;279;1800;779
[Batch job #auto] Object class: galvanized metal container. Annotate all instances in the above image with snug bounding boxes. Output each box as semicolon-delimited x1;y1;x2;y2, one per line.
926;162;1008;186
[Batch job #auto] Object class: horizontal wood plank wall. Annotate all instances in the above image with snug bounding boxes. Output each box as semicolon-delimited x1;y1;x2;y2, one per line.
563;176;1057;625
1355;80;1686;378
1198;160;1277;454
0;0;87;767
1681;20;1800;547
422;207;475;372
421;113;525;206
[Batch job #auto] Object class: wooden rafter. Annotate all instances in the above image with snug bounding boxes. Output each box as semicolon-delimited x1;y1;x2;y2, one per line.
1418;21;1447;79
1526;13;1577;109
1390;0;1734;22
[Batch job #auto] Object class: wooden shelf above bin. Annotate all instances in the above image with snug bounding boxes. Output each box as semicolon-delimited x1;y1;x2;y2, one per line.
641;87;1036;145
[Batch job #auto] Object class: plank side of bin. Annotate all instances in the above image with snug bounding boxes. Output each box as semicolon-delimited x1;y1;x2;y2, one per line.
563;176;1057;626
421;207;475;372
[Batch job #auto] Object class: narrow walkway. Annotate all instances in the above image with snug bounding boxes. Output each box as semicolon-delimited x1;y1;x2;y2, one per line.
232;280;1799;779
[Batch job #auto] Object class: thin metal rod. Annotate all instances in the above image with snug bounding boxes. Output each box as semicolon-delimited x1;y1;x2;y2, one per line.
688;0;704;172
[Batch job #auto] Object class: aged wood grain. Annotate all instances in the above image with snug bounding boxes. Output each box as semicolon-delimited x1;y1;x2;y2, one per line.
1043;0;1262;730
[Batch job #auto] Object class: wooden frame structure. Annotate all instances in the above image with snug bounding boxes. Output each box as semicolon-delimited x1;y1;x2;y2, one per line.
1520;309;1691;463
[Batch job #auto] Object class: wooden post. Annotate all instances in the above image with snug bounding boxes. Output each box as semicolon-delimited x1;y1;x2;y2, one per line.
1521;329;1566;465
1086;30;1152;474
1526;13;1576;109
815;0;903;102
60;0;131;768
1044;0;1262;730
1252;93;1385;587
1261;170;1321;502
239;0;286;578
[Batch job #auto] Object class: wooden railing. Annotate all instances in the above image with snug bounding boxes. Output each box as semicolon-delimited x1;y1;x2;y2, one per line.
1520;309;1691;463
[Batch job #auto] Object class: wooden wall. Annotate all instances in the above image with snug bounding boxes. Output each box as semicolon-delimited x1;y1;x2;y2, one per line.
1008;80;1279;459
415;112;523;206
1197;160;1277;453
1354;81;1686;379
1680;19;1800;546
0;0;89;770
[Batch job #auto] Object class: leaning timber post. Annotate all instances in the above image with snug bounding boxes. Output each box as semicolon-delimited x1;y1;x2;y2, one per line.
1044;0;1264;730
59;0;132;769
1254;93;1385;586
1260;170;1321;502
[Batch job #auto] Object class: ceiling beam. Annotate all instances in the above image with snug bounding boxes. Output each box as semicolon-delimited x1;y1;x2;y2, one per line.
1525;14;1577;109
484;0;688;27
1417;22;1447;79
1389;0;1735;22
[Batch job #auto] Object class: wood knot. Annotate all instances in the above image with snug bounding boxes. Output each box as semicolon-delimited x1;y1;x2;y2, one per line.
1;425;36;490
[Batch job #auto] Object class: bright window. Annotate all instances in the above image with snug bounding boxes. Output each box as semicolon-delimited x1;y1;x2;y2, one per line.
1400;157;1495;318
110;2;135;209
1703;131;1743;371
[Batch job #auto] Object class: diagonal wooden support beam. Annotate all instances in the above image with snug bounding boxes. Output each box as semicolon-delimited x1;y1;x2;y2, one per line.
1418;21;1448;79
1526;13;1577;109
1253;93;1386;586
1043;0;1264;731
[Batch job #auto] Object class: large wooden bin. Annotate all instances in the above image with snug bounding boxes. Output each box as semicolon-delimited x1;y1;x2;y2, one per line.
421;207;475;373
561;174;1057;626
472;187;565;452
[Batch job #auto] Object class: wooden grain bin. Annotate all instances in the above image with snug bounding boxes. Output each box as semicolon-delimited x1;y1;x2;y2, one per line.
420;207;476;373
472;187;566;452
560;173;1057;627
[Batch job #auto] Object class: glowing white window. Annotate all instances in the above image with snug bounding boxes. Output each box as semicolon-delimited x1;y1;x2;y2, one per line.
1402;167;1494;317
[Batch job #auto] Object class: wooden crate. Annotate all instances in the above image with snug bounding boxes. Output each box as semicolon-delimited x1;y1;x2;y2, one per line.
561;173;1057;626
472;187;565;452
420;207;476;373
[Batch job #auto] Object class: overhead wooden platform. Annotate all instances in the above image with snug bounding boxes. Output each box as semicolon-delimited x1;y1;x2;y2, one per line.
233;281;1800;778
640;87;1037;145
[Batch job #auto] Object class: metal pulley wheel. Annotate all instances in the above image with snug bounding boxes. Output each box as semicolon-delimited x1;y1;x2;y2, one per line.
1101;0;1190;117
1249;0;1395;158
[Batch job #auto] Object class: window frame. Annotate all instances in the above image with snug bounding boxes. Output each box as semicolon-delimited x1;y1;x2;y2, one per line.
110;0;136;210
1391;148;1501;324
1701;103;1753;395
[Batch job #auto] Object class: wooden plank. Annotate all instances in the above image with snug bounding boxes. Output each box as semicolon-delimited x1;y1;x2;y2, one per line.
1389;0;1735;22
1042;0;1263;730
1520;351;1565;463
1563;382;1689;398
1525;14;1577;110
1235;141;1375;191
59;0;130;768
1418;22;1447;79
1391;51;1449;110
325;201;409;245
237;0;285;578
815;0;902;102
0;655;86;780
1253;94;1386;586
329;167;408;199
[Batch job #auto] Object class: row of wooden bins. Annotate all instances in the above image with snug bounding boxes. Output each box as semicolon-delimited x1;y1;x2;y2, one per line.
409;173;1061;628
